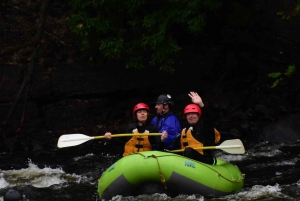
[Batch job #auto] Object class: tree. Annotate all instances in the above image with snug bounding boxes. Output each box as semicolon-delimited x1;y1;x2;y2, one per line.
1;0;51;139
268;65;296;88
69;0;221;72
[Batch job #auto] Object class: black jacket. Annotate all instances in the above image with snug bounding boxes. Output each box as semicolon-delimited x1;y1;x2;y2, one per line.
176;106;216;156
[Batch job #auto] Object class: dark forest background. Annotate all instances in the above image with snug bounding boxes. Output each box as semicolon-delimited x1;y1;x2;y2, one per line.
0;0;300;155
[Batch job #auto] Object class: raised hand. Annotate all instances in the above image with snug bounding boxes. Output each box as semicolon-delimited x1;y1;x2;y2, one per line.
188;91;204;107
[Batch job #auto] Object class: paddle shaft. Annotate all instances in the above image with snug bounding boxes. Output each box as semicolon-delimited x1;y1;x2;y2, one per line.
58;134;245;154
58;133;161;148
93;133;161;140
170;145;242;153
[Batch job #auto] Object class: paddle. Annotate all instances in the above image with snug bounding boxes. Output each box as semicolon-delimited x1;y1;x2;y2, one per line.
169;139;245;154
57;133;161;148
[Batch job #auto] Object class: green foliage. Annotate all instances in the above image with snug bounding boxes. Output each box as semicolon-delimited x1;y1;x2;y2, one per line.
296;1;300;13
268;65;296;88
69;0;221;72
276;0;300;20
276;11;291;20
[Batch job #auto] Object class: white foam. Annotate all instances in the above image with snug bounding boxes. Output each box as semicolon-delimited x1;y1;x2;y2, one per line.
223;183;294;200
0;159;82;188
73;153;94;161
0;173;9;188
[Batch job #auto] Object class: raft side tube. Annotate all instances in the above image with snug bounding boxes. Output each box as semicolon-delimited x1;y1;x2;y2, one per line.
98;151;244;199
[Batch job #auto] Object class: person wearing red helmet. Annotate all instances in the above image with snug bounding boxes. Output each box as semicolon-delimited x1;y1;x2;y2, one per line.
104;102;168;156
175;91;220;165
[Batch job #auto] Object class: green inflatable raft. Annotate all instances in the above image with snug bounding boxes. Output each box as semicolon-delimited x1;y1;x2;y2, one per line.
98;151;245;200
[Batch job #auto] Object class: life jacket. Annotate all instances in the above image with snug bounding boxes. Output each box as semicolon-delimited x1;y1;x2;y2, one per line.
123;129;152;156
214;128;221;144
180;127;204;155
180;127;221;155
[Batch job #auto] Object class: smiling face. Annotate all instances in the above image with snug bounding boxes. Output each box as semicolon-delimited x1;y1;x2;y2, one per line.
186;112;200;125
136;109;148;123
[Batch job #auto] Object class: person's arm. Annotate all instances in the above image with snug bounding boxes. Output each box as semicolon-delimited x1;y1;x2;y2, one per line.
151;133;167;151
148;126;164;150
151;117;157;126
160;116;180;148
188;91;216;145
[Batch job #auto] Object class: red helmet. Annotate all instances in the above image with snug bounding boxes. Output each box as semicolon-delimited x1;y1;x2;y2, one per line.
133;103;150;115
183;104;201;115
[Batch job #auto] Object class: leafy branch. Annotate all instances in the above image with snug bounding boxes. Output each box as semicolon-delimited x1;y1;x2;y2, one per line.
69;0;221;72
268;65;296;88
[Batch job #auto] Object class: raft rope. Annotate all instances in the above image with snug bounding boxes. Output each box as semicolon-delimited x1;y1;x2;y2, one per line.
198;162;244;183
136;152;168;189
151;154;168;189
134;152;244;183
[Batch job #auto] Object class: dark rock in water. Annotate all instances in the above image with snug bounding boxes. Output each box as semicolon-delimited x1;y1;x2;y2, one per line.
3;188;22;201
259;114;300;144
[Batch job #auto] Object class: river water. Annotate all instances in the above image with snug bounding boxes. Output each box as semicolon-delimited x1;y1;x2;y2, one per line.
1;139;300;201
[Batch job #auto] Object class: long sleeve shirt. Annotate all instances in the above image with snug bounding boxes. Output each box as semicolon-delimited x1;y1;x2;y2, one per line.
151;112;181;150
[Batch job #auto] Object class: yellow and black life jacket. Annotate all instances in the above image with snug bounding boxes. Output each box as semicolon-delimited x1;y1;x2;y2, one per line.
123;129;152;156
180;127;204;155
214;128;221;144
180;127;221;155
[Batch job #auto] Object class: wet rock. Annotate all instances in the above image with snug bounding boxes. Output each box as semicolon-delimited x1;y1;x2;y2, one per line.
259;114;300;144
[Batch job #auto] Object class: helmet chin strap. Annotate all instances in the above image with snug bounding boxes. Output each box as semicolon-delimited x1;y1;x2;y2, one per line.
160;105;167;115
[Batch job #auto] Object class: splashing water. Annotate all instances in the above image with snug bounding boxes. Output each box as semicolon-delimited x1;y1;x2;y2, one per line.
0;159;82;188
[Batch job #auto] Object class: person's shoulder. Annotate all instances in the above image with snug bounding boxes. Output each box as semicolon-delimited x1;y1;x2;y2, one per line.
126;122;136;127
182;123;190;129
125;122;137;133
151;116;157;125
151;116;157;120
166;113;180;121
145;124;159;132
